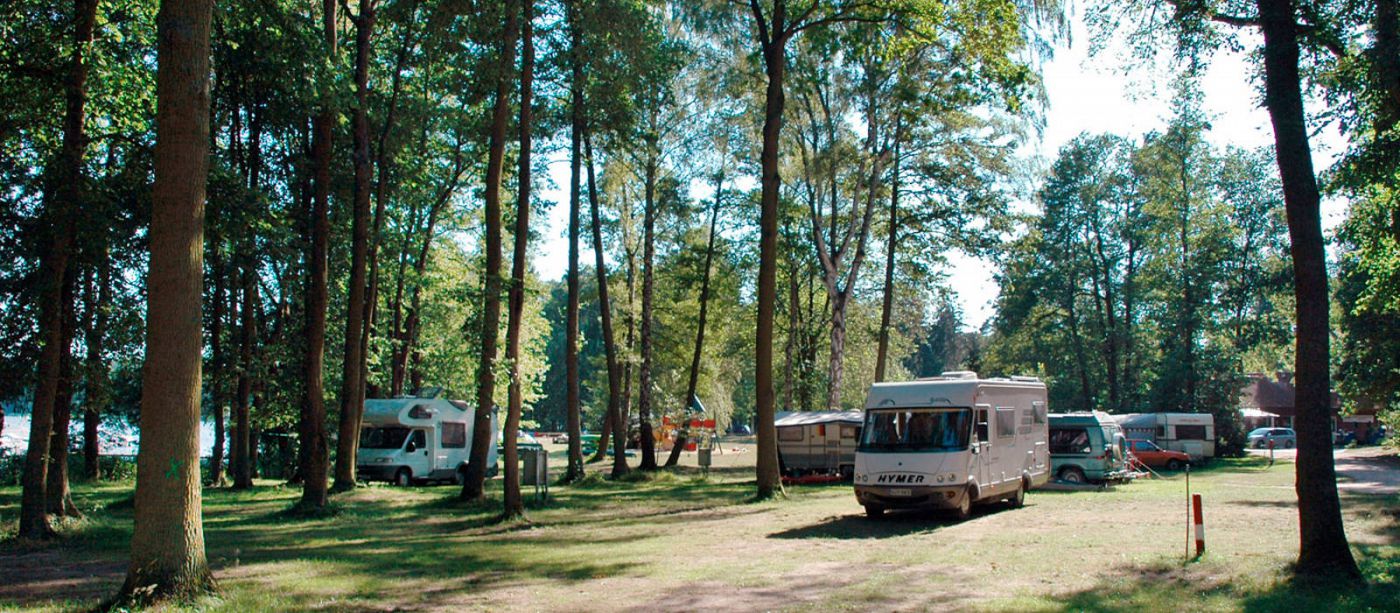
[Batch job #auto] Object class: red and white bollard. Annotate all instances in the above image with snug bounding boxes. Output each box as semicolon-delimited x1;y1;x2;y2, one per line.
1192;494;1205;557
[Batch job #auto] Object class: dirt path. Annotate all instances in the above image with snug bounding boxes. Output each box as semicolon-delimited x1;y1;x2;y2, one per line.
1246;446;1400;495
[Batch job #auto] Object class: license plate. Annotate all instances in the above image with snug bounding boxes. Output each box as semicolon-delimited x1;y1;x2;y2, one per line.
888;488;912;497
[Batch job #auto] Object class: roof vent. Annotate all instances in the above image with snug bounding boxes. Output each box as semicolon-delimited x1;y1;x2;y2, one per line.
1010;375;1041;382
939;371;979;380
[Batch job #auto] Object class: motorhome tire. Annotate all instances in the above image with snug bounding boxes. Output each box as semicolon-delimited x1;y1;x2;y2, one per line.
454;466;467;486
395;468;412;487
953;487;973;521
1008;481;1026;508
864;505;885;519
1059;466;1086;484
1166;459;1182;471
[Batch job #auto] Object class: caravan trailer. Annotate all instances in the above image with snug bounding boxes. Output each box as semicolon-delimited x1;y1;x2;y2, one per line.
356;391;500;486
1112;413;1215;461
853;372;1051;520
775;411;864;479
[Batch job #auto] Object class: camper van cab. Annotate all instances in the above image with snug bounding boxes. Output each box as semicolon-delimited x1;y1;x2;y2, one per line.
853;372;1051;520
356;391;499;486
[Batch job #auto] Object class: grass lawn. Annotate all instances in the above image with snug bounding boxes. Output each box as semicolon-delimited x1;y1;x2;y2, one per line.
1;449;1397;612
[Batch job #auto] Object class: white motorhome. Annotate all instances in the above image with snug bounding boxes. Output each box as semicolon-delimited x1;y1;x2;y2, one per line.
853;372;1051;519
356;392;499;486
775;410;864;479
1112;413;1215;461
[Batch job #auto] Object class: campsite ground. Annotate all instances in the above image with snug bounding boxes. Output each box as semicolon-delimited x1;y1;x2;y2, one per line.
2;445;1398;612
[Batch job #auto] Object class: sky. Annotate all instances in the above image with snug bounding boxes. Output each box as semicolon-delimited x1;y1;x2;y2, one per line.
526;14;1348;333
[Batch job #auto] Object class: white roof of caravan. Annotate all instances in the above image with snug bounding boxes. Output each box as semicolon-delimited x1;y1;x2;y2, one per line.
864;377;1044;409
775;410;864;426
362;396;472;426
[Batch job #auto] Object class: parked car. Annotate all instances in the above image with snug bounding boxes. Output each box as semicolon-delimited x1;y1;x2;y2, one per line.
1248;427;1296;449
1126;439;1191;471
552;433;570;444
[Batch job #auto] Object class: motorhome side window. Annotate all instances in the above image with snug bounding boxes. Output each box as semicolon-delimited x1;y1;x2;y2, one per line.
840;425;859;440
1050;428;1091;455
996;408;1016;438
441;422;467;448
1032;401;1047;424
360;426;411;449
1176;425;1208;440
778;427;803;442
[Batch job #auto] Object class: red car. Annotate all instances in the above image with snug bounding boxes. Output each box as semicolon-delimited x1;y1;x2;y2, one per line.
1127;439;1192;471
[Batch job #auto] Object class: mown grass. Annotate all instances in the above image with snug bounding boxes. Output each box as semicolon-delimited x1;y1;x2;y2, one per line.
0;454;1396;612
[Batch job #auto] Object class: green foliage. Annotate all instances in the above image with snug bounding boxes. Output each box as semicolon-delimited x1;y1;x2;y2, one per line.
987;104;1292;435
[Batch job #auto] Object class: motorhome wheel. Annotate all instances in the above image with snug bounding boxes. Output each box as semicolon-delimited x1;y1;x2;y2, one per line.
864;505;885;519
1008;481;1026;509
454;466;467;486
395;468;412;487
952;487;973;521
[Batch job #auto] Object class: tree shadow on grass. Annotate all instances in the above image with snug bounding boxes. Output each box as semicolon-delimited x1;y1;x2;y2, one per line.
1046;555;1400;613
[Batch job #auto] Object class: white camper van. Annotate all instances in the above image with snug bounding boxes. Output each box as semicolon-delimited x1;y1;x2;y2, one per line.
356;392;499;486
853;372;1051;519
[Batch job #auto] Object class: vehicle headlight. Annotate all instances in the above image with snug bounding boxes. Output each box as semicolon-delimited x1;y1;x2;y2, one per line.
936;474;944;483
947;473;956;482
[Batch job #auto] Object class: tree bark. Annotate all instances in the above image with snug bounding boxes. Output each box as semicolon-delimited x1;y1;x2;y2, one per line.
83;252;109;480
333;0;377;494
502;0;534;519
585;131;630;478
208;233;227;486
1255;0;1360;579
46;269;80;517
563;0;586;482
299;0;336;511
637;152;659;471
462;0;519;501
666;172;723;467
874;123;901;383
232;261;256;490
115;0;215;600
752;1;789;499
19;0;98;541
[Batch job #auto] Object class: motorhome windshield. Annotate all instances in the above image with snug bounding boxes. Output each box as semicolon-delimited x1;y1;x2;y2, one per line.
860;408;971;452
360;426;412;450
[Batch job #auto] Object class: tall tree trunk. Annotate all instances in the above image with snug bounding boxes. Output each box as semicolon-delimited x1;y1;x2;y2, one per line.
874;125;901;383
665;171;723;467
333;0;377;494
208;237;227;486
232;261;256;490
46;269;80;517
637;154;658;471
299;0;336;511
115;0;215;600
20;0;97;539
502;0;534;519
585;131;630;478
83;252;109;480
1255;0;1360;579
752;3;789;499
563;0;586;482
462;0;519;501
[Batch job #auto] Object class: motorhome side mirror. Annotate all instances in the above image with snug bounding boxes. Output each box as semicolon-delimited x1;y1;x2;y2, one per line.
970;443;980;454
406;442;417;453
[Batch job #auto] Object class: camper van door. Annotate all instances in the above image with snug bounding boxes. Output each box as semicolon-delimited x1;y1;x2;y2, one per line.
974;404;991;487
405;429;431;479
